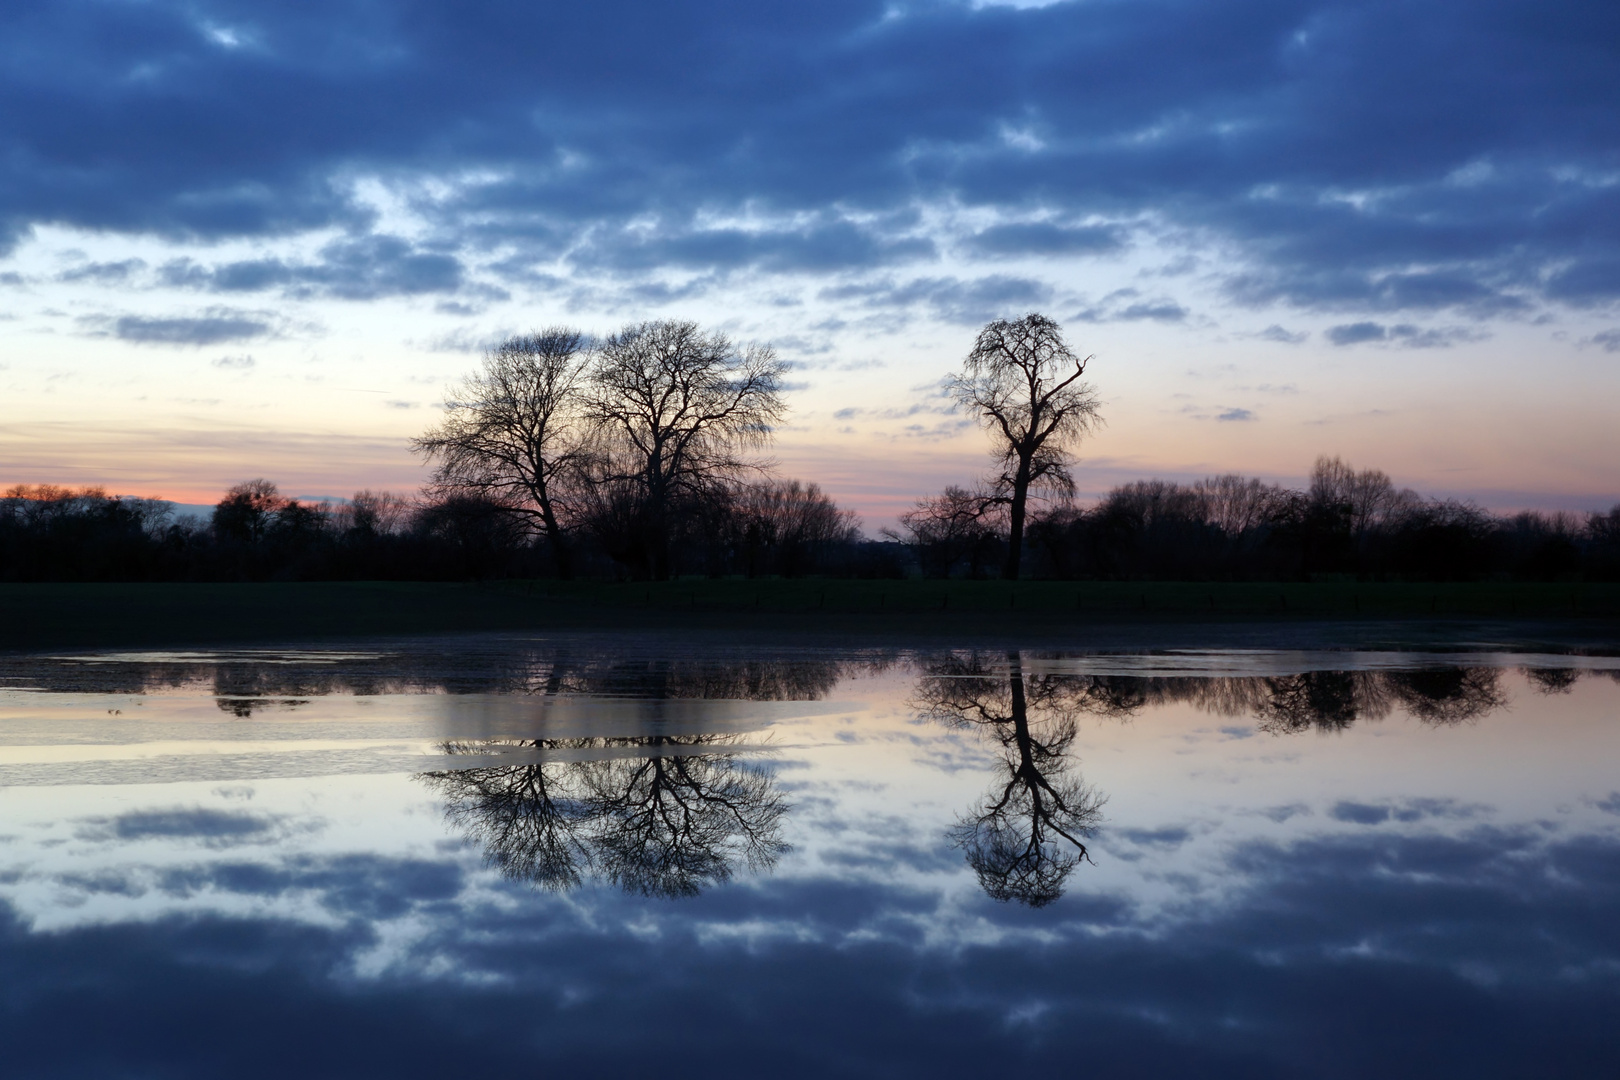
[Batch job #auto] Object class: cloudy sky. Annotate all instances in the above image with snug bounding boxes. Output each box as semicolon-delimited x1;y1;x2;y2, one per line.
1;0;1616;523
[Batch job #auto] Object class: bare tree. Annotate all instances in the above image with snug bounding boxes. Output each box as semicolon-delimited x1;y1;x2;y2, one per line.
948;313;1102;579
1309;456;1420;539
335;489;411;537
211;479;286;544
1193;474;1290;535
413;329;592;578
735;479;862;577
885;485;1003;578
585;320;786;580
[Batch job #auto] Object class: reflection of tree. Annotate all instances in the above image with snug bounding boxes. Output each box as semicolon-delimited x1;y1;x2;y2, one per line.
421;733;788;898
1;644;872;704
1383;668;1508;724
1252;671;1389;734
1522;667;1580;695
914;653;1105;907
580;739;788;896
904;662;1510;737
1181;667;1504;734
425;744;598;890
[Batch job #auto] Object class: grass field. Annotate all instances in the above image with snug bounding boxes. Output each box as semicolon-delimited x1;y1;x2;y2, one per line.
5;578;1620;653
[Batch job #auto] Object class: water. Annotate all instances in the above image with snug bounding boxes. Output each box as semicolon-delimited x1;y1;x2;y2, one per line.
1;637;1617;1077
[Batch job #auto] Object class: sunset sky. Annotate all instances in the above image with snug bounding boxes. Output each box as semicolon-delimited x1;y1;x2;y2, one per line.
2;0;1616;526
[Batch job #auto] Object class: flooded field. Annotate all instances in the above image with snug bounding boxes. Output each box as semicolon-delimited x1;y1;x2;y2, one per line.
1;636;1617;1077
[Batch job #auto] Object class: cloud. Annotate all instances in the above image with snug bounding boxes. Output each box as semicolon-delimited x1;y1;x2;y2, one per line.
1545;258;1620;305
0;0;1614;318
57;259;146;284
1327;321;1389;346
1584;329;1620;352
1116;301;1188;322
824;274;1052;325
102;309;275;346
574;220;936;276
1325;322;1488;348
211;355;255;369
1258;325;1307;344
961;223;1125;258
1073;289;1192;324
1216;407;1255;422
161;236;465;300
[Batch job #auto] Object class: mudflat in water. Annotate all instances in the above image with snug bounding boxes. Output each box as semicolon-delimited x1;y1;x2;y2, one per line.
1;636;1617;1077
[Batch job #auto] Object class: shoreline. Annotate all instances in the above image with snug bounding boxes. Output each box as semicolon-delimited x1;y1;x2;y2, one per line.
9;579;1620;654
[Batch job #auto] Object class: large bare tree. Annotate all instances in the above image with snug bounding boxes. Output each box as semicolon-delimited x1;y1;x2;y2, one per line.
585;319;786;579
413;328;591;578
948;313;1102;579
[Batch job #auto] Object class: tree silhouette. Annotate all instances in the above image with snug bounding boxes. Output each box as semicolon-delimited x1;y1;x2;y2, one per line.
421;733;789;898
913;652;1106;907
947;314;1102;579
414;328;593;578
585;320;786;580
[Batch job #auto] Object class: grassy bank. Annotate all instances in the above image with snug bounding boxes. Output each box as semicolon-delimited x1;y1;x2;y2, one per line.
516;578;1620;619
5;579;1620;653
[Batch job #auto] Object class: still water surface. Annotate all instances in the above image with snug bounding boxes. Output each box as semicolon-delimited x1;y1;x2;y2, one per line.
1;637;1617;1077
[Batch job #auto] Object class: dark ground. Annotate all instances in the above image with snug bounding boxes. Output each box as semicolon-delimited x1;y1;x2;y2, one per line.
5;579;1620;654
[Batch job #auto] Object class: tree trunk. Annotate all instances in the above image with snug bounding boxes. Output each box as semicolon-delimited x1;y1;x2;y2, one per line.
1003;455;1032;580
539;501;573;579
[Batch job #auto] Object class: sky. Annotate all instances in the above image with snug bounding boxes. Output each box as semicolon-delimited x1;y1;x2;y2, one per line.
1;0;1617;527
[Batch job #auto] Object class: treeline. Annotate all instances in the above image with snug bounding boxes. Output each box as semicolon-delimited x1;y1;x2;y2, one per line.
8;456;1618;584
1;319;906;583
5;314;1619;585
891;456;1620;582
0;477;883;583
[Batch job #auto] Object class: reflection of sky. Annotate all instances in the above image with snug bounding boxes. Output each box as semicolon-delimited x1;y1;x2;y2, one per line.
1;652;1618;1075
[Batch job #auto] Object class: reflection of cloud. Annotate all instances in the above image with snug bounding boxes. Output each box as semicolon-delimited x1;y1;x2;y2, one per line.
3;824;1618;1074
85;808;276;841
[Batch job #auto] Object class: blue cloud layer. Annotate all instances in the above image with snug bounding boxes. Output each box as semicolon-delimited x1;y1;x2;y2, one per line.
2;0;1617;316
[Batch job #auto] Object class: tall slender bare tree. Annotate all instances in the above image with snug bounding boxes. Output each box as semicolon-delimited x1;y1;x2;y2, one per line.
585;320;786;580
413;328;591;578
948;313;1102;579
